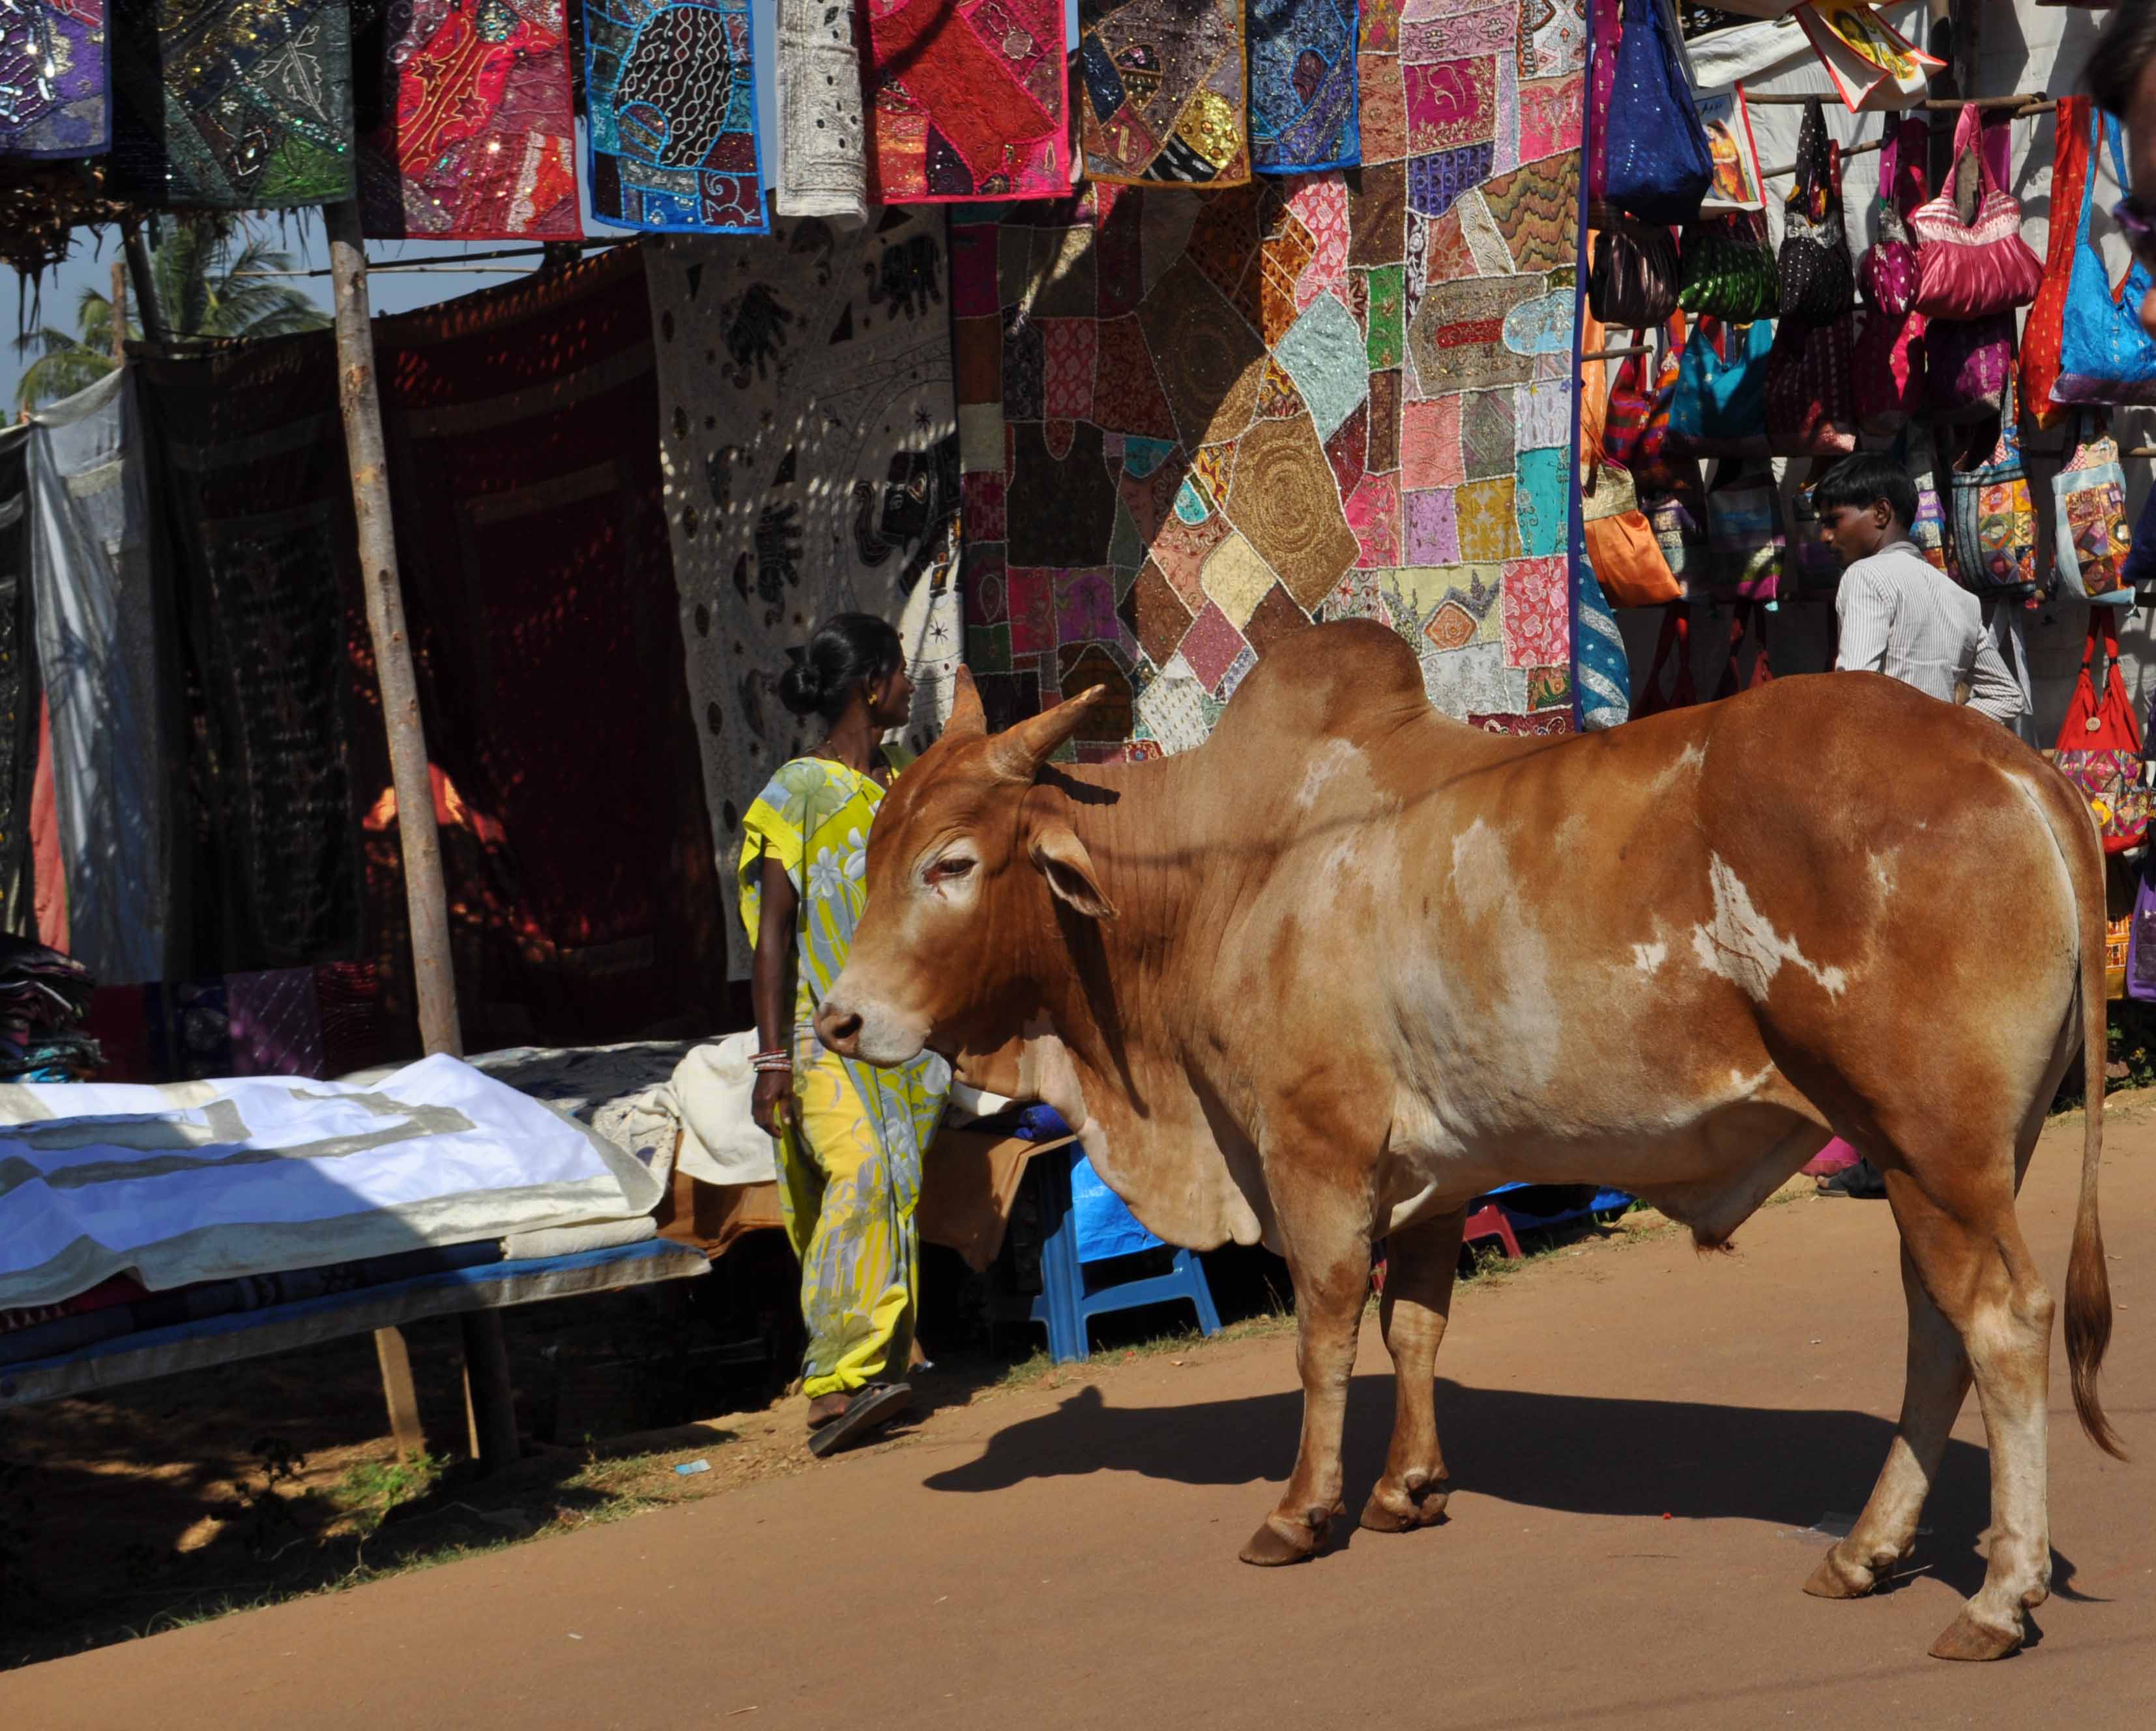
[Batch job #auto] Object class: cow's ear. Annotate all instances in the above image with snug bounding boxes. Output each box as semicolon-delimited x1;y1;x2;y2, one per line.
1028;820;1117;921
944;665;987;740
987;686;1107;783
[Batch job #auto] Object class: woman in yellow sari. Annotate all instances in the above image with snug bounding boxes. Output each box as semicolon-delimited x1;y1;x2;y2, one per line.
740;614;950;1455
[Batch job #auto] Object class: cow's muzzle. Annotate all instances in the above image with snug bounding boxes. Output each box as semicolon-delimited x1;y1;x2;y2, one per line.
814;992;927;1067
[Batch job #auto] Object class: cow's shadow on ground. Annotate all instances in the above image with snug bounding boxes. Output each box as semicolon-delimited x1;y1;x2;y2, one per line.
924;1376;2091;1605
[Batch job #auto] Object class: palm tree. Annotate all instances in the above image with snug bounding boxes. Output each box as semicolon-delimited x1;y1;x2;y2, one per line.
13;217;331;411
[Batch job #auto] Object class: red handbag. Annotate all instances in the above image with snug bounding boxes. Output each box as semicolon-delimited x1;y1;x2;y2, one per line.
2053;610;2151;854
2022;96;2092;431
1630;606;1696;720
1603;317;1697;496
1910;104;2044;321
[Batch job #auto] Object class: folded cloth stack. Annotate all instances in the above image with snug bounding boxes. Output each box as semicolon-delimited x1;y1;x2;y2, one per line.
0;935;99;1081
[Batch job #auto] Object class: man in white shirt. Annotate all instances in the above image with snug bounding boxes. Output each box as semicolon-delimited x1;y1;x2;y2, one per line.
1814;452;2026;725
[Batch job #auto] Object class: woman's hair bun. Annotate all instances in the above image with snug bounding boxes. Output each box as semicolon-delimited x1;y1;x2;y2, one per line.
776;659;824;718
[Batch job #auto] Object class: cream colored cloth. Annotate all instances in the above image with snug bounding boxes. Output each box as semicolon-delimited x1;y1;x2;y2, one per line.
775;0;867;222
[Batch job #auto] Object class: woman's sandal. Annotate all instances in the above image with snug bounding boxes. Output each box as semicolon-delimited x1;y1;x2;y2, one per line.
807;1382;914;1457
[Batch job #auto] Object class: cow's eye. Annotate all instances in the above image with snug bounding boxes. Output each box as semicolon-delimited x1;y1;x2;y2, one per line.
927;856;974;884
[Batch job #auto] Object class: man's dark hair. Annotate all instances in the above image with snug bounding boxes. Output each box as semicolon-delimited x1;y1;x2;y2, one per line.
2086;4;2156;117
1813;452;1917;532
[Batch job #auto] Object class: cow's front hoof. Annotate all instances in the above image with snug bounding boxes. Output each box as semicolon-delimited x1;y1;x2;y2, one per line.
1802;1544;1880;1600
1359;1477;1449;1532
1239;1512;1325;1566
1929;1608;2023;1663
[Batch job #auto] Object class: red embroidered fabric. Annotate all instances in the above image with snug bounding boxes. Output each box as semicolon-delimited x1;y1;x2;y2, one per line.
864;0;1069;201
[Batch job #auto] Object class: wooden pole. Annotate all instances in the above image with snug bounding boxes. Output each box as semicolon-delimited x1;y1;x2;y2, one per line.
119;218;167;349
324;198;520;1471
323;199;461;1062
109;258;126;364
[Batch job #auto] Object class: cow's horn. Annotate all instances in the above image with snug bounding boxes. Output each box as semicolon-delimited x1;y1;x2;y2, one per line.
944;665;987;740
986;687;1107;783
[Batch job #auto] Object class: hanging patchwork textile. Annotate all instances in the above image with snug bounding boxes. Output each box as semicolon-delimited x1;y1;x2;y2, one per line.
2051;413;2135;607
1078;0;1250;187
1246;0;1356;173
0;0;109;156
862;0;1068;201
108;0;355;207
0;428;33;935
776;0;866;220
356;0;580;240
584;0;767;233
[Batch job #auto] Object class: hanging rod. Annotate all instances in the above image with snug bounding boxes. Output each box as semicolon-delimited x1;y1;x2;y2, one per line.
1743;93;2054;113
1760;135;1888;177
1581;343;1653;361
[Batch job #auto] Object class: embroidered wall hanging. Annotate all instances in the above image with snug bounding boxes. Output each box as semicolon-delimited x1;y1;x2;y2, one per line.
583;0;767;233
646;211;961;975
951;0;1586;757
1079;0;1251;187
355;0;581;240
775;0;866;220
1248;0;1357;173
108;0;355;207
862;0;1068;201
0;0;109;157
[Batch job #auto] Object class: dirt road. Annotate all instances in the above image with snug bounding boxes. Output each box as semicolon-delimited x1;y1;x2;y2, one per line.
8;1113;2153;1730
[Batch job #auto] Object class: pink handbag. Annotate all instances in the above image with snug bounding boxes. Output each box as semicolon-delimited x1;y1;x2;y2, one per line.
1853;122;1928;436
1909;105;2043;321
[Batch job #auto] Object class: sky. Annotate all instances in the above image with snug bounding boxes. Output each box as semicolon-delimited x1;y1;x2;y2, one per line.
6;0;1087;408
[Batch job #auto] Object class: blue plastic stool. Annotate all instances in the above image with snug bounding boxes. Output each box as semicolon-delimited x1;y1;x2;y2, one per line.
1028;1146;1221;1363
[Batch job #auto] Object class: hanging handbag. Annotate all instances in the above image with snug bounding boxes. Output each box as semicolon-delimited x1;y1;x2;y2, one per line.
1901;422;1951;575
1909;104;2044;320
2126;860;2156;1003
2053;609;2151;855
1853;120;1929;436
1604;318;1700;496
2052;412;2136;606
1765;311;1857;456
1605;0;1716;225
1591;220;1682;329
1944;380;2039;602
1679;210;1781;321
1629;605;1697;720
1588;0;1621;201
1705;460;1784;602
1782;464;1843;600
1927;312;2015;424
1668;315;1774;458
1644;475;1712;600
1584;493;1683;609
2054;108;2156;407
1777;101;1856;327
2024;96;2093;430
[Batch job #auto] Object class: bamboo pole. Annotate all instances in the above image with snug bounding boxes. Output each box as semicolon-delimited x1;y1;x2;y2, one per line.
324;199;521;1470
109;258;126;363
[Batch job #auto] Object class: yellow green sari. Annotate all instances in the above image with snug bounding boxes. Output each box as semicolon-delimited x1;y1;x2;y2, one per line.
738;754;950;1397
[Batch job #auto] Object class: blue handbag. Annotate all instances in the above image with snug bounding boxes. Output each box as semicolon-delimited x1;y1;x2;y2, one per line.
1667;315;1773;458
1603;0;1715;226
2054;109;2156;406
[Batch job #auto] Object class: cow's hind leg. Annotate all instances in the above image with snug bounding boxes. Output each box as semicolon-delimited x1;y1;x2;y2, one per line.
1240;1170;1373;1567
1360;1207;1466;1534
1811;1155;2056;1661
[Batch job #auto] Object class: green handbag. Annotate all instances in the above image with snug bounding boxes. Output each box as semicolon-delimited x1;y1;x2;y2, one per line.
1677;211;1780;323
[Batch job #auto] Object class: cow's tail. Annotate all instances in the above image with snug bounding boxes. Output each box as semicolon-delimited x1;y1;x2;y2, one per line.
2058;775;2125;1460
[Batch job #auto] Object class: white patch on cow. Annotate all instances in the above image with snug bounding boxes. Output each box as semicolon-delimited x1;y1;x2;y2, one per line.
1653;742;1708;792
1633;942;1668;976
1869;850;1898;900
1450;819;1509;924
1554;813;1588;854
1727;1064;1775;1096
1295;738;1365;810
1689;854;1848;1003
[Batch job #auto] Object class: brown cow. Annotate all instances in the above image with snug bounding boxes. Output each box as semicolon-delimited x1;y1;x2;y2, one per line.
816;620;2121;1662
